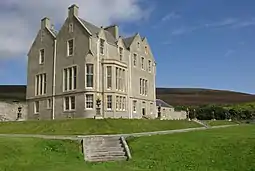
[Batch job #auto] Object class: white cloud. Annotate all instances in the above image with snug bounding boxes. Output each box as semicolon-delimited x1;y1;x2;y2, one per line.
0;0;152;59
161;12;181;22
171;18;255;36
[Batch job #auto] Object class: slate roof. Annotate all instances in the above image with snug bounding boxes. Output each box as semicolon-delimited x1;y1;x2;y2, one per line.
79;18;117;46
156;99;174;108
123;35;136;49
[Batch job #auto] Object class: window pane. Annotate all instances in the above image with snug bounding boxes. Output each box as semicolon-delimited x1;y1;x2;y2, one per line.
35;101;39;113
65;97;69;110
36;75;39;95
71;96;75;110
133;100;136;112
107;95;112;109
86;64;93;88
40;49;44;64
86;94;94;109
119;47;123;61
107;66;112;89
64;69;67;91
116;96;119;110
43;74;47;94
73;67;77;89
133;54;137;66
100;39;105;54
68;39;74;56
116;68;118;90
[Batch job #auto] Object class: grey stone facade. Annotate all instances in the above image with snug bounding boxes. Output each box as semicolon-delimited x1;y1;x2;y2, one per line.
26;4;156;120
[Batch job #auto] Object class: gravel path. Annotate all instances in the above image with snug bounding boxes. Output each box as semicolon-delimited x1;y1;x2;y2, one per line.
0;124;239;140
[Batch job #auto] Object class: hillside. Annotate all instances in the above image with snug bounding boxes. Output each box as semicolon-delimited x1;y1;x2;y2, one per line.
0;85;26;102
0;85;255;106
156;88;255;106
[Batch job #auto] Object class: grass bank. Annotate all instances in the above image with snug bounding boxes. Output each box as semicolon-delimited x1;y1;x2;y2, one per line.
0;125;254;171
206;120;237;126
0;119;200;135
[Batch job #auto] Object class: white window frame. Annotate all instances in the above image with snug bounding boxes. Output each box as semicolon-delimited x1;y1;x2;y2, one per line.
139;78;142;95
47;99;52;109
148;60;151;72
150;103;153;114
119;47;123;61
116;96;119;111
86;64;94;89
35;73;46;96
119;96;123;111
85;94;94;110
100;38;105;55
107;95;112;110
34;101;39;114
145;80;148;96
123;97;126;111
63;66;77;92
106;66;112;89
39;49;45;64
67;39;74;56
133;53;137;66
137;42;140;49
133;100;137;113
64;96;76;111
141;57;145;70
122;69;125;92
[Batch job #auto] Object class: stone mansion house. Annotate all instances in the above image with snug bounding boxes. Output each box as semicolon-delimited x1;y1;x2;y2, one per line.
26;4;156;120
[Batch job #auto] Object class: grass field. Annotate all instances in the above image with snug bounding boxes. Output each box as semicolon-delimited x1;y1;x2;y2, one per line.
0;125;254;171
0;119;200;135
205;120;237;126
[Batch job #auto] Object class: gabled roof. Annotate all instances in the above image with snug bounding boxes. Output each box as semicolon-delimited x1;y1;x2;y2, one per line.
123;35;136;49
156;99;174;108
79;18;117;45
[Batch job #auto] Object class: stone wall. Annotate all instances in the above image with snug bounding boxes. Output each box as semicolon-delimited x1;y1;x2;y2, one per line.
0;101;28;121
160;106;187;120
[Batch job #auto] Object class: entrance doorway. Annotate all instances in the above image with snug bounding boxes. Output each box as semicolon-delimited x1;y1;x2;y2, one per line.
142;108;146;116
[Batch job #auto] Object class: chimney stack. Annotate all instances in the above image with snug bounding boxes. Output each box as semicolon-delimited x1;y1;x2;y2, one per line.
41;17;51;29
68;4;79;17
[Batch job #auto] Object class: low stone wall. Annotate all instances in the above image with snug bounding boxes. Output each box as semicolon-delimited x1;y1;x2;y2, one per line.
161;107;187;120
0;101;28;121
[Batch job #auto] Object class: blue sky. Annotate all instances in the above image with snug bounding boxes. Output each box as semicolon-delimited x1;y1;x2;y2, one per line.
1;0;255;94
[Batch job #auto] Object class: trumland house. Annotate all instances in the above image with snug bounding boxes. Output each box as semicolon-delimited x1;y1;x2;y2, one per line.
26;4;157;120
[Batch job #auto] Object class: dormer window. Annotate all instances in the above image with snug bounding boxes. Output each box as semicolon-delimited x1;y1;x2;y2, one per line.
100;39;105;55
119;47;123;61
39;49;45;64
69;23;73;33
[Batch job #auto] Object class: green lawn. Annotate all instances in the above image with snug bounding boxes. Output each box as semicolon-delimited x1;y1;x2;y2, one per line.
0;119;200;135
206;120;237;126
0;125;254;171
